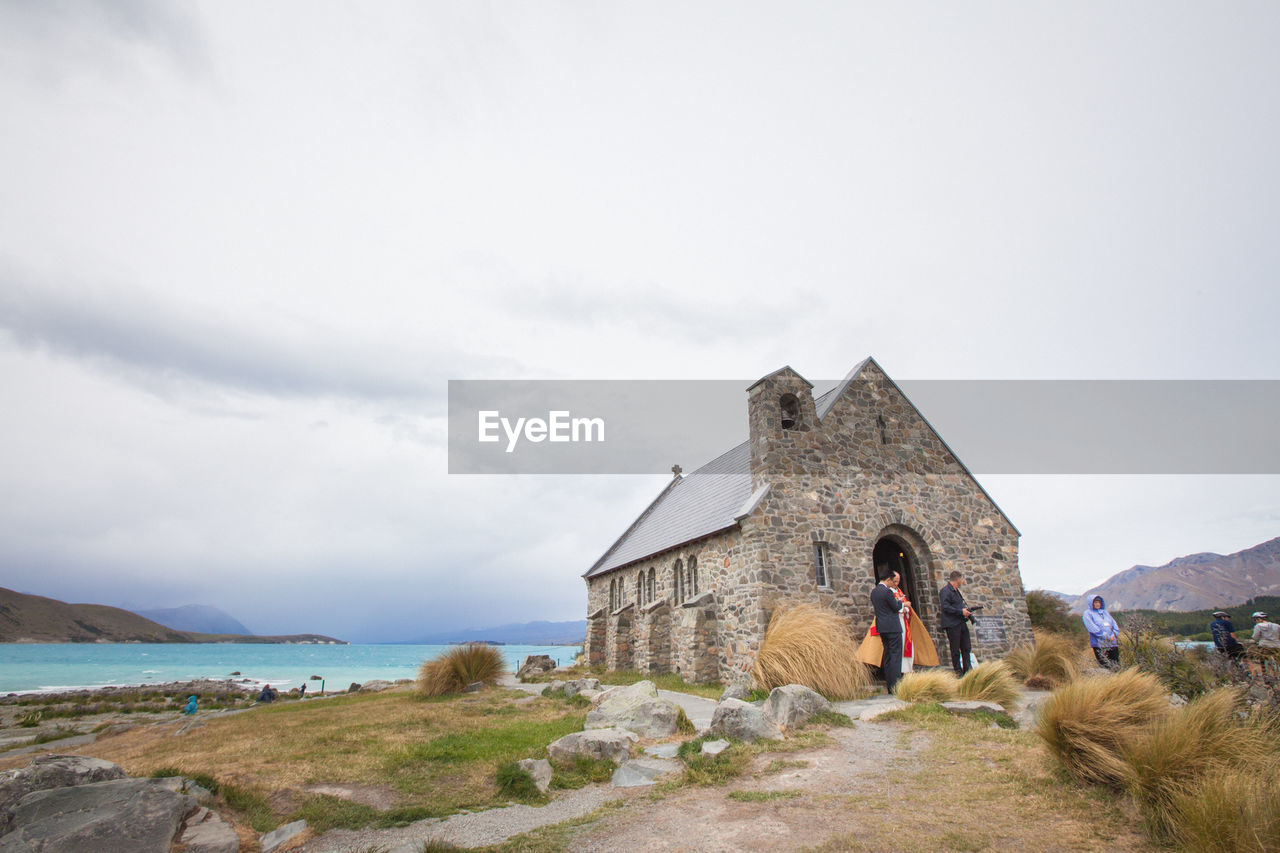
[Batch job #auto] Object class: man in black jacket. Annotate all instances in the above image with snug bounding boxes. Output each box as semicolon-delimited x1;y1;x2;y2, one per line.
871;571;907;693
939;570;972;675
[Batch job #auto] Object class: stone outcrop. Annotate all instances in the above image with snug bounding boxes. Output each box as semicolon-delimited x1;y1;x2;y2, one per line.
708;698;781;742
546;729;637;765
517;655;557;680
0;777;195;853
543;678;601;698
584;681;680;738
261;819;308;853
0;755;238;853
515;759;553;794
610;757;680;787
762;684;831;732
0;755;127;831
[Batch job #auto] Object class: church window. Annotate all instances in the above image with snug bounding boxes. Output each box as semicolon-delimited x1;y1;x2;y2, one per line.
609;578;616;611
689;555;699;596
674;559;684;603
814;542;830;588
636;572;643;606
647;567;656;603
876;415;888;445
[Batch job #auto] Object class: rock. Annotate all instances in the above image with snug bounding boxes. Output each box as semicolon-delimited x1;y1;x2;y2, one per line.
546;729;638;765
857;698;910;720
359;680;394;692
178;807;239;853
585;681;681;738
610;758;680;787
463;682;483;693
347;682;361;693
939;700;1007;716
563;678;601;697
515;758;552;794
516;655;557;681
0;755;128;831
183;780;214;800
547;680;566;694
644;743;680;759
578;689;604;703
1;777;194;853
763;684;831;731
1168;693;1188;707
700;739;730;756
709;698;781;742
720;680;752;702
309;675;323;680
260;818;308;853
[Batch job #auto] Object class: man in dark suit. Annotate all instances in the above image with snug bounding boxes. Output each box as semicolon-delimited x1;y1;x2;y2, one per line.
939;570;972;675
871;570;907;694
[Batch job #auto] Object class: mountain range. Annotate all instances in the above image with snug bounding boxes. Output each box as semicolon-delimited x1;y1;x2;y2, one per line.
404;619;587;645
0;588;343;644
1069;535;1280;613
133;604;253;636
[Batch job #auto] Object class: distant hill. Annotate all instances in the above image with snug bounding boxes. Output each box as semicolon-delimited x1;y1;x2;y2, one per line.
1114;595;1280;638
405;619;587;645
0;588;344;644
134;604;252;636
1042;590;1076;604
1070;536;1280;613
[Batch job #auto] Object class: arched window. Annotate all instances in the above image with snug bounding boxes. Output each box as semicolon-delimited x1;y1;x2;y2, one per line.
636;572;643;606
609;577;616;611
673;559;684;603
689;555;699;596
647;567;655;603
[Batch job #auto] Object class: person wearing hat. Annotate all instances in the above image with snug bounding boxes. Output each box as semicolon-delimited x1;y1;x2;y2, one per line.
1248;611;1280;673
1209;610;1246;661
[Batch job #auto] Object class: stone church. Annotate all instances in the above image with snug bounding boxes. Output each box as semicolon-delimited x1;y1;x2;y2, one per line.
582;358;1033;683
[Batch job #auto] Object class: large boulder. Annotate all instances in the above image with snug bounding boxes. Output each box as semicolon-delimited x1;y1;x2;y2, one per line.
0;777;195;853
0;755;128;832
546;728;638;765
563;678;601;697
763;684;831;732
517;655;557;681
585;681;681;738
709;698;782;742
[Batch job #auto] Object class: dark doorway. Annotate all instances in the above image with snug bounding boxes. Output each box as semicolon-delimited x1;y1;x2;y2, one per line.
873;536;919;612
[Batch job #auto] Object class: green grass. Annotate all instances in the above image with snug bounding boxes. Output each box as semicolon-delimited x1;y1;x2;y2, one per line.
550;754;617;790
495;762;546;803
220;781;276;833
521;667;724;699
402;715;585;765
727;789;802;802
797;710;854;729
677;736;751;785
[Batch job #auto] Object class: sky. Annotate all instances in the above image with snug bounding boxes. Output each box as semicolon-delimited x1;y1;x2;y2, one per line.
1;2;1277;642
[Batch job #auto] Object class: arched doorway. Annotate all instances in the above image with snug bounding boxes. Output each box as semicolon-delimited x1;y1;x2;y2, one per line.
872;535;921;615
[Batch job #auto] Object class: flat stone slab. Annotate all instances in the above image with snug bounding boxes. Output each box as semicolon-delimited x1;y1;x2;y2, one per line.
940;701;1007;715
643;743;681;759
0;777;195;853
832;696;909;721
700;739;730;756
261;818;308;852
611;758;681;787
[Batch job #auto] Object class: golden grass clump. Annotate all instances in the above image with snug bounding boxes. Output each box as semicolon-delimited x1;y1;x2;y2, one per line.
1122;688;1278;842
752;603;871;701
1167;756;1280;853
893;669;959;703
417;643;505;697
1004;630;1081;688
955;661;1020;710
1034;669;1170;786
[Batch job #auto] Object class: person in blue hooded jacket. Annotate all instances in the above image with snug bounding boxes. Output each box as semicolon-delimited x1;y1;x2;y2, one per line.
1083;595;1120;670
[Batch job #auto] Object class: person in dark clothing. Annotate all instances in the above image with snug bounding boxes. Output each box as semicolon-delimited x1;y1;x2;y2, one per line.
871;571;908;694
1210;611;1246;661
938;570;973;675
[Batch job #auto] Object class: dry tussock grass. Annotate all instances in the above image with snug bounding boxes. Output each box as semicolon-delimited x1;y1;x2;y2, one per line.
956;661;1020;710
1122;688;1280;843
1035;669;1170;786
1168;755;1280;853
1005;630;1081;687
892;669;958;703
752;603;871;700
417;643;505;697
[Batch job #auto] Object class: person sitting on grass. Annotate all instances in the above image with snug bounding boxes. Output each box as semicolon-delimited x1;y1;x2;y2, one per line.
1083;595;1121;670
256;684;278;703
183;695;198;715
1210;610;1246;662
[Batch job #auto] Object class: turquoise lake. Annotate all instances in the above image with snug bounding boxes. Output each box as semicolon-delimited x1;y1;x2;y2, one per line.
0;644;582;694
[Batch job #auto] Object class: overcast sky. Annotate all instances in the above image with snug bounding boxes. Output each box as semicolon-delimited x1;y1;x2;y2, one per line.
2;2;1278;642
